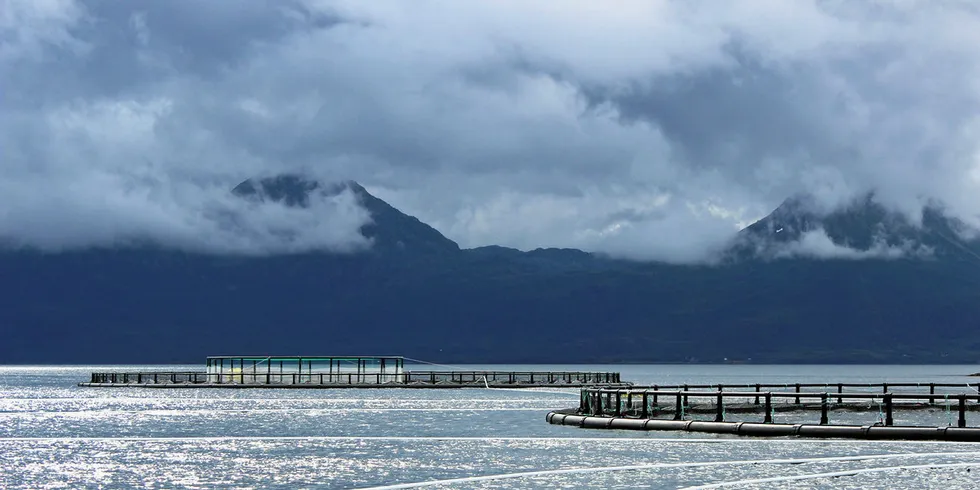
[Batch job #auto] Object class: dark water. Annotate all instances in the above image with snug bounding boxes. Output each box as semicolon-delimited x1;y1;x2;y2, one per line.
3;364;980;488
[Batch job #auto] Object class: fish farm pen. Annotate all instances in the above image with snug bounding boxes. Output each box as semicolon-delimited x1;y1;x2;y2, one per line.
547;383;980;441
79;355;623;388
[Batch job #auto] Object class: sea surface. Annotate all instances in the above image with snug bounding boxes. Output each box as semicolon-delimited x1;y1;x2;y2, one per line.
3;364;980;489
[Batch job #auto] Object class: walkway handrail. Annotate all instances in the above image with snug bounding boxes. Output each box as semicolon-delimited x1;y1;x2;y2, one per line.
579;387;979;428
585;388;980;400
616;382;980;391
85;370;624;386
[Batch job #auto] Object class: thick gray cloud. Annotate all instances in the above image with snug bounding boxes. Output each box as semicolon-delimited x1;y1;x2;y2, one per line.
3;0;980;261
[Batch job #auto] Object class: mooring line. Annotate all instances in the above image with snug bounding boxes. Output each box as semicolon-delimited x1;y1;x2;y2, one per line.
0;397;570;403
479;375;580;397
5;436;979;444
682;461;980;489
397;358;581;396
0;407;550;416
354;451;980;489
400;357;471;372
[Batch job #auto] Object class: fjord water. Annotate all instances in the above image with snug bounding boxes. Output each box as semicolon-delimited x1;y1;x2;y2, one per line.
3;365;980;489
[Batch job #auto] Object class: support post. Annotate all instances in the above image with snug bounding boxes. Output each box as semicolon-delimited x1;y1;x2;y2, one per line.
641;392;649;419
795;383;801;405
652;385;659;405
615;392;622;417
754;384;761;405
838;384;843;404
959;394;967;428
683;384;689;406
820;393;829;425
764;393;773;423
674;393;683;421
930;384;936;404
885;393;894;427
715;392;724;422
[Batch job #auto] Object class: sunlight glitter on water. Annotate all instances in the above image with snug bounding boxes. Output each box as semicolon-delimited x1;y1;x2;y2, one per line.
2;365;980;489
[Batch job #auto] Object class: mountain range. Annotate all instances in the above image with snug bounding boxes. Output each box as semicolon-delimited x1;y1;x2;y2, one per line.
3;174;979;364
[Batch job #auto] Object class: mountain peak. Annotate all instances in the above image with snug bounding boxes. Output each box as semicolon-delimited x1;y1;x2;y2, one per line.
731;192;980;261
232;174;459;255
231;174;359;206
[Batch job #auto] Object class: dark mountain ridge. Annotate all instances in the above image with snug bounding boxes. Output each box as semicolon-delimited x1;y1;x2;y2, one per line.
2;175;979;364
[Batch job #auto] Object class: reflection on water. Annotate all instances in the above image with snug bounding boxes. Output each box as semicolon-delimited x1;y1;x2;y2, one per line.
2;364;980;489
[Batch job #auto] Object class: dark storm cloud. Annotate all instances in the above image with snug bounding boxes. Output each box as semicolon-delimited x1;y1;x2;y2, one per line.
2;1;980;260
587;53;843;171
5;1;345;103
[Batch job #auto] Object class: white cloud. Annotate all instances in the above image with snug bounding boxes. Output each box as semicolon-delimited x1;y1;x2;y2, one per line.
0;96;371;253
774;228;932;260
3;0;980;260
0;0;88;62
0;170;372;254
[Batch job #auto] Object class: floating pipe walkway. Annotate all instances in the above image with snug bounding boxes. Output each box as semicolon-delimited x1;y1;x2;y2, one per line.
546;412;980;442
546;385;980;441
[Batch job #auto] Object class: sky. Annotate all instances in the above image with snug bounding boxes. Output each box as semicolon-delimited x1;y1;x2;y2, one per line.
3;0;980;261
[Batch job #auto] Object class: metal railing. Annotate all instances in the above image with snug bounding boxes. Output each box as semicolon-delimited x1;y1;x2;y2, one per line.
89;372;407;385
87;370;622;386
403;371;620;385
624;382;980;397
580;385;980;428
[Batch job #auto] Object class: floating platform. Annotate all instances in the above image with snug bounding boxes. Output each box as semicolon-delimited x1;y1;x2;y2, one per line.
546;411;980;442
79;355;623;389
547;384;980;441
